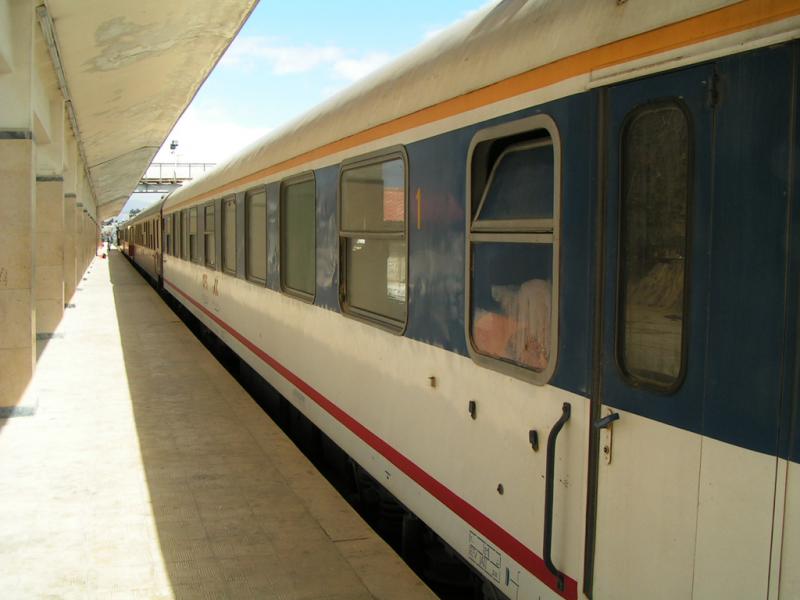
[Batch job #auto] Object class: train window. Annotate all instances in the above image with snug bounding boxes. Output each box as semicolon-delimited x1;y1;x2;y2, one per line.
339;151;407;330
245;187;267;283
189;207;198;262
204;204;216;268
165;215;171;255
181;210;189;259
223;196;236;275
617;102;690;390
466;115;560;384
281;174;316;300
173;212;181;259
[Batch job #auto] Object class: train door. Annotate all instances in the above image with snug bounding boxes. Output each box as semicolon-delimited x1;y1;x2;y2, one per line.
590;46;795;599
155;217;162;278
588;63;714;600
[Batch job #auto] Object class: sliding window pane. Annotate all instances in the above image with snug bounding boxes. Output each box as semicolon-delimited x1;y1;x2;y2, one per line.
281;179;315;297
204;205;216;268
618;103;689;387
246;189;267;282
223;198;236;273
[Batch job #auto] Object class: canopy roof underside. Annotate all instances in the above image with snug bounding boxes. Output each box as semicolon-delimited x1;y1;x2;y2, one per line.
46;0;257;219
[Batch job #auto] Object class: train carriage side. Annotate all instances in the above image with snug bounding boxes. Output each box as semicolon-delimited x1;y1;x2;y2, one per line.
161;104;593;600
121;203;163;285
154;9;800;600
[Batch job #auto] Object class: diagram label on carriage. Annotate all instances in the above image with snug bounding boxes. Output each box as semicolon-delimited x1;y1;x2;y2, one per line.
468;530;501;582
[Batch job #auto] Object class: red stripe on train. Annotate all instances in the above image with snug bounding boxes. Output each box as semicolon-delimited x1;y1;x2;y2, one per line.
163;276;578;600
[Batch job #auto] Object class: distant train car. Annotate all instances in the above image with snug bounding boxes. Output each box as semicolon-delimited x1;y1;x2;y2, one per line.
122;1;800;598
120;202;162;285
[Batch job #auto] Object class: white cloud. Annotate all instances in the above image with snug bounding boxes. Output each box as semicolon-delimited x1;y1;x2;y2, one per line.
220;36;391;82
153;104;271;165
333;52;392;81
222;37;344;74
423;0;498;41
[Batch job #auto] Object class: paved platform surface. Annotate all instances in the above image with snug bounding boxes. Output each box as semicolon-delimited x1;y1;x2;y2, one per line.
0;249;435;600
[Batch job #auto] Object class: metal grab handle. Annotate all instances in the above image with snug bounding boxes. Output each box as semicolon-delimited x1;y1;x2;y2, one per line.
543;402;571;592
593;411;619;429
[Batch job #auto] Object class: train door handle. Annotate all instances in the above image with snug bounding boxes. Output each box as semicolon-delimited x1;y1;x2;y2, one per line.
594;410;619;465
543;402;571;592
593;412;619;429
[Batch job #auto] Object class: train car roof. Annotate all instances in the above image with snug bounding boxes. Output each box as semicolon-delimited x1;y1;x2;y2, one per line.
163;0;791;212
121;197;165;227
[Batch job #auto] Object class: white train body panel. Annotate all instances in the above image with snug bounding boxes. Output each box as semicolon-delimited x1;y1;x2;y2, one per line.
780;461;800;598
162;257;588;599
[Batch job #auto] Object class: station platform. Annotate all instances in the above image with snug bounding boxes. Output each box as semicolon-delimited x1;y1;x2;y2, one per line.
0;249;434;600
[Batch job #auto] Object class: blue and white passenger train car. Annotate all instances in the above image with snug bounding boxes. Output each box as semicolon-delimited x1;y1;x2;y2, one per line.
120;1;800;598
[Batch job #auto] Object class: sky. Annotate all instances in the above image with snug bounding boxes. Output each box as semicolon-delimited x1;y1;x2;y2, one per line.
120;1;493;217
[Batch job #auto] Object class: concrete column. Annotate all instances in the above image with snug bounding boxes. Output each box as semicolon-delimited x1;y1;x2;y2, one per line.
0;0;36;412
35;86;65;335
76;168;92;276
63;132;78;302
72;202;82;287
63;193;76;301
35;177;64;334
84;212;91;268
83;211;90;270
0;137;36;410
77;210;85;274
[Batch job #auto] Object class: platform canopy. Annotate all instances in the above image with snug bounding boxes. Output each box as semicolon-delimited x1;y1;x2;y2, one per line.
42;0;258;220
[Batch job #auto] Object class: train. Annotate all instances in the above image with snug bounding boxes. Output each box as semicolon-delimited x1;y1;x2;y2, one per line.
119;1;800;598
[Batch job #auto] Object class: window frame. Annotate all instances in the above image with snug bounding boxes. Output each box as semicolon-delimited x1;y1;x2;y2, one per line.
280;171;317;302
613;99;693;394
244;185;268;285
172;211;181;259
338;146;409;334
189;206;199;263
222;195;237;276
164;215;171;255
181;209;190;259
203;201;217;269
464;114;562;386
